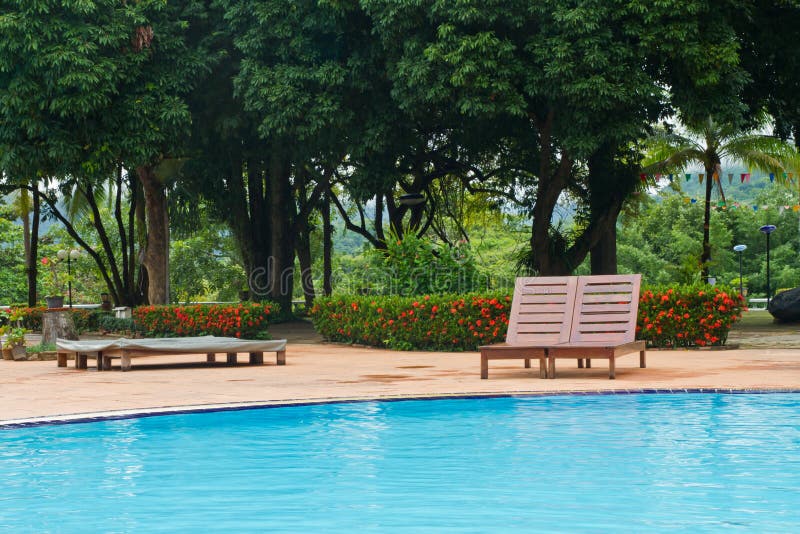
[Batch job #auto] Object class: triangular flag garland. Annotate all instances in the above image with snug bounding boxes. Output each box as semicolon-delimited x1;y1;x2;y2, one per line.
770;173;775;183
699;173;705;184
728;173;733;184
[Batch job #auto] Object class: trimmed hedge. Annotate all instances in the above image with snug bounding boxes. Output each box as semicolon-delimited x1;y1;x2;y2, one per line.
311;294;511;351
2;307;100;332
311;285;745;351
637;285;745;348
132;302;277;338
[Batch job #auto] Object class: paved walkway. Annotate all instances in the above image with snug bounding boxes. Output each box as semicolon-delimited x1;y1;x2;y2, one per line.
2;338;799;425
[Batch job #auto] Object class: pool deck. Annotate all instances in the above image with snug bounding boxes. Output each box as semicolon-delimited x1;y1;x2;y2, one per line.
2;341;799;426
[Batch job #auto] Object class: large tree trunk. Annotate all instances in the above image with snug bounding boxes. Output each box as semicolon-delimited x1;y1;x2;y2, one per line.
322;181;333;297
588;144;620;275
26;187;40;305
268;156;295;314
138;165;170;305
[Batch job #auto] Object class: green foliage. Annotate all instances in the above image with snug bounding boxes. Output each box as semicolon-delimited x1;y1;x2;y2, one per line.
25;342;56;354
367;232;486;295
0;200;26;304
1;326;28;348
310;294;511;351
170;223;247;304
638;285;745;348
97;314;134;334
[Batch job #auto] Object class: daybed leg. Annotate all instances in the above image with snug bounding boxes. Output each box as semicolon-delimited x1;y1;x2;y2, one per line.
480;353;488;379
226;352;237;365
608;357;615;379
539;358;547;379
640;350;646;368
524;358;531;369
57;352;68;368
207;352;216;363
77;353;88;370
276;350;286;366
103;355;112;370
96;352;104;371
577;359;584;368
249;351;264;365
121;354;132;372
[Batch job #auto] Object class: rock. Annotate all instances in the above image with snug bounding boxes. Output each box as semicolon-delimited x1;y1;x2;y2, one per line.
767;287;800;322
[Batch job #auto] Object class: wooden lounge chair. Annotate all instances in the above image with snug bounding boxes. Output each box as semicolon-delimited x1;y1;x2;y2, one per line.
479;276;578;379
547;274;646;379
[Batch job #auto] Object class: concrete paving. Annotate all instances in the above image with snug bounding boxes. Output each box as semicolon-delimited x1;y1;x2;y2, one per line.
2;341;799;425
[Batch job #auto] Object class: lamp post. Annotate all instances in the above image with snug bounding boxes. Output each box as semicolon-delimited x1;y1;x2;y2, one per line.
759;225;776;306
733;244;747;296
57;248;80;308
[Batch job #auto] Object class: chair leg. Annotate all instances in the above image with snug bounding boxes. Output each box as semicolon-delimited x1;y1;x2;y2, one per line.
524;358;531;368
548;358;556;379
539;358;547;379
609;357;615;379
577;359;584;368
480;353;489;379
640;350;646;368
586;359;592;368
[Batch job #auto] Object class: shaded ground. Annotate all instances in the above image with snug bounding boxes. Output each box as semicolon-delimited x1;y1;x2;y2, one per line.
727;310;800;349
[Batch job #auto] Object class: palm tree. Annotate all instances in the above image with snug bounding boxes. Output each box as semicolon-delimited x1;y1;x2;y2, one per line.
644;117;800;280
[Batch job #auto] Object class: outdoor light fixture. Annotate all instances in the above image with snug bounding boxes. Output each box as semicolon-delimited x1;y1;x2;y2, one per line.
57;248;81;309
759;225;777;306
733;244;747;296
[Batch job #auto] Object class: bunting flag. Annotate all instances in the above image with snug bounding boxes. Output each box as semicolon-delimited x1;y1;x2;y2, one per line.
728;173;733;184
780;206;786;214
685;173;692;182
690;198;697;203
770;173;775;183
640;173;646;183
668;174;674;182
712;172;719;182
783;173;789;180
753;206;759;212
699;173;705;184
683;197;690;203
795;206;800;212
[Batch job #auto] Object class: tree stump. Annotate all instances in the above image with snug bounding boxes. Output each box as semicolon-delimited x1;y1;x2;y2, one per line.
42;310;78;345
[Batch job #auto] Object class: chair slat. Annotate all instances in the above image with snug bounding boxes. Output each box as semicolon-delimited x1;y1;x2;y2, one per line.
506;276;577;345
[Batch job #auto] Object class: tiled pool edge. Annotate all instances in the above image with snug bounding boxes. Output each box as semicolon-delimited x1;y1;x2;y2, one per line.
3;387;800;430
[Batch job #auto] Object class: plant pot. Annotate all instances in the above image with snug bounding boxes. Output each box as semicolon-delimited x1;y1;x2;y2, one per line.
46;296;65;309
11;344;27;360
1;348;12;361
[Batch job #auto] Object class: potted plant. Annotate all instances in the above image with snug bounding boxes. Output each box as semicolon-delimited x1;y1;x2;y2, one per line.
41;256;66;308
2;326;29;360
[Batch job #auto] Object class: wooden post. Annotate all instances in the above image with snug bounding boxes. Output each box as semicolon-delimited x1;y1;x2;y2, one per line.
480;353;489;379
276;350;286;366
639;350;646;368
57;352;68;367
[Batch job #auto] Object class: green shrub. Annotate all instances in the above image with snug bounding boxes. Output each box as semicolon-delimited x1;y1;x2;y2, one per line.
637;285;745;348
2;307;101;332
26;342;57;354
366;232;487;295
132;302;277;338
310;294;511;351
97;314;135;334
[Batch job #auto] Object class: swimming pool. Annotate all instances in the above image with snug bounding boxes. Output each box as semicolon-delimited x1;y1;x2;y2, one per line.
1;393;799;532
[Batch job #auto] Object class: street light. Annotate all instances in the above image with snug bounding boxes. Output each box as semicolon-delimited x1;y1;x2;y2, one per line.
759;225;776;306
733;244;747;296
57;248;80;308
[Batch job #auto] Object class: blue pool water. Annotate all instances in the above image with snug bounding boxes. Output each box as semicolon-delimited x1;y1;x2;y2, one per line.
1;393;799;532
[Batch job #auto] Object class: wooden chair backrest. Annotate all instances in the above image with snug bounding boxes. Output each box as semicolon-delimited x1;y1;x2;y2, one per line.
568;274;642;344
506;276;577;345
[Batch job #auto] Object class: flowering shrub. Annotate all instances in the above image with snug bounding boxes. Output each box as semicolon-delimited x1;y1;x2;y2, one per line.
637;285;745;348
312;285;745;351
310;294;511;351
133;302;277;338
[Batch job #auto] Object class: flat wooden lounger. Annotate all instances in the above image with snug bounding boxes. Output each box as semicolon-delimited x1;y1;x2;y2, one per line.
479;276;578;379
56;336;287;372
547;274;646;379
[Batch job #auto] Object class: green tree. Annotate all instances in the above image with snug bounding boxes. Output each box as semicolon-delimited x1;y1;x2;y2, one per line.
644;117;799;279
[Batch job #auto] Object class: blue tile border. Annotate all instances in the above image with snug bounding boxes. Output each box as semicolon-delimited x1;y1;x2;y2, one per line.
2;387;799;430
